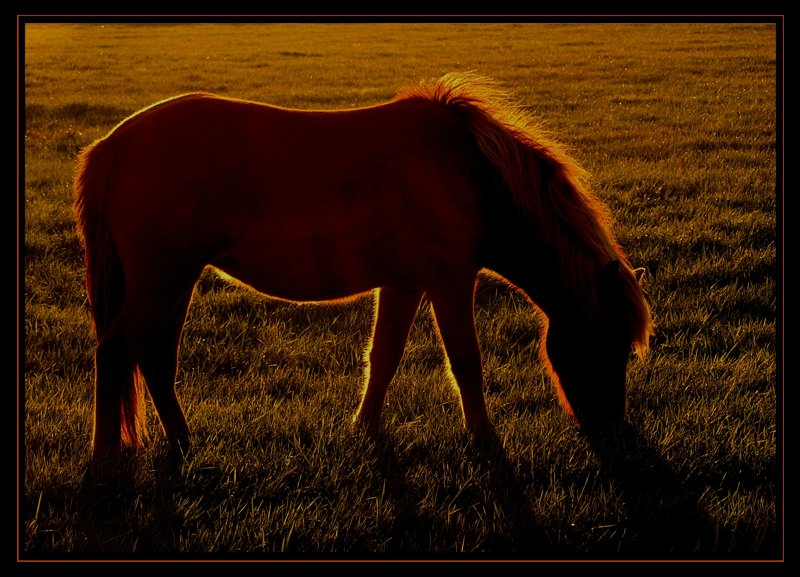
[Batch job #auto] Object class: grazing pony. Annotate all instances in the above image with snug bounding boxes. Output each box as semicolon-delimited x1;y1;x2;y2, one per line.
74;73;652;460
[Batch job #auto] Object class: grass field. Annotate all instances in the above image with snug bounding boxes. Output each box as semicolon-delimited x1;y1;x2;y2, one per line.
21;22;779;559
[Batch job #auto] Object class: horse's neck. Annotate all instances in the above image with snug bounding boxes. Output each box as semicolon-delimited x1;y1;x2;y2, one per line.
481;236;567;322
514;263;573;322
480;185;600;323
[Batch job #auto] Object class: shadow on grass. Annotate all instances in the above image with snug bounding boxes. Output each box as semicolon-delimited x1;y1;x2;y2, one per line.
579;421;778;558
359;421;778;558
466;430;552;552
358;427;548;555
65;421;776;558
75;448;193;554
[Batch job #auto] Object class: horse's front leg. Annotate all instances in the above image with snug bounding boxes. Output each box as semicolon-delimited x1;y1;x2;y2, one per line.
355;286;424;432
427;276;492;434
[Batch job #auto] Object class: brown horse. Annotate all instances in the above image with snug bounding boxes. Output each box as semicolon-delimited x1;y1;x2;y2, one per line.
74;73;652;461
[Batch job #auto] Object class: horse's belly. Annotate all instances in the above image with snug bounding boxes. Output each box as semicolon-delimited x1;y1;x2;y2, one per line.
211;221;425;302
212;251;404;302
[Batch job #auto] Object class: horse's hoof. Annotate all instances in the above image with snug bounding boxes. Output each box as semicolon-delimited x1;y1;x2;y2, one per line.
352;414;382;437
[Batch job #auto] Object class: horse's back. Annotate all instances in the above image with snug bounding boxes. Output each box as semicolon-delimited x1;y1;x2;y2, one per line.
99;94;490;300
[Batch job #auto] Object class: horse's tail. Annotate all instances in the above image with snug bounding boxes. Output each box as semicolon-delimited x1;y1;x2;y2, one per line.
396;73;651;355
74;139;147;449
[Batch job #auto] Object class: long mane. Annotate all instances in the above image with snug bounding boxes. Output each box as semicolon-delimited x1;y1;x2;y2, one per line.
395;73;652;356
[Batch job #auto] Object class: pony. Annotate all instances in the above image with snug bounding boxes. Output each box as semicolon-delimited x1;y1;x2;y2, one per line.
74;73;652;461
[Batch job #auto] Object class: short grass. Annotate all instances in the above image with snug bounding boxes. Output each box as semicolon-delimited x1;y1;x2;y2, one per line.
21;22;779;558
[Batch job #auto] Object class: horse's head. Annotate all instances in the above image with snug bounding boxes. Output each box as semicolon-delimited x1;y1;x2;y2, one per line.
542;261;650;427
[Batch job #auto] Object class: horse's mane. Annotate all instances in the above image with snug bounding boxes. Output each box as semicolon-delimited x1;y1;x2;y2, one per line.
395;73;651;355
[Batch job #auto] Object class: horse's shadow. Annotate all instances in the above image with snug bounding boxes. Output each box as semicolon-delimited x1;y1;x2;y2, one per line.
77;448;193;554
580;421;778;558
367;421;777;557
360;427;547;554
579;421;717;556
76;420;776;557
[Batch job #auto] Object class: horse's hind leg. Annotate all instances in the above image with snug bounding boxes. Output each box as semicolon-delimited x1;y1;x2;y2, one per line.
92;299;167;459
139;288;193;454
355;287;423;432
93;333;136;458
427;277;492;434
92;272;197;461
